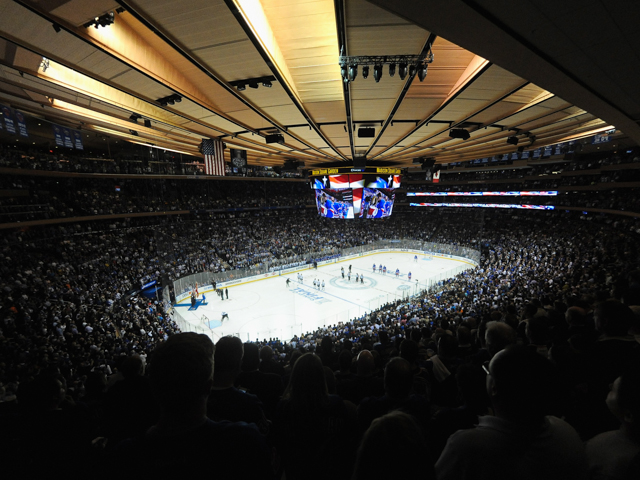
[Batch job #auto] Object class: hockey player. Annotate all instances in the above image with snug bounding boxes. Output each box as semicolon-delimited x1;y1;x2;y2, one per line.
408;271;412;281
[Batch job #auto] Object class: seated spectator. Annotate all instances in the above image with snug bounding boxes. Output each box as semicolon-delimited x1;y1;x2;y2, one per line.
424;334;459;406
587;301;640;436
526;315;550;357
103;354;158;445
456;325;476;358
436;345;587;480
114;333;272;479
430;363;490;459
207;336;269;434
485;320;516;358
259;345;284;376
337;350;384;405
235;342;283;420
352;411;436;480
586;370;640;480
357;357;430;434
274;353;356;480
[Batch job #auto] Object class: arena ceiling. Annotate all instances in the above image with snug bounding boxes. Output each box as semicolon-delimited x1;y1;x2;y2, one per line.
0;0;638;168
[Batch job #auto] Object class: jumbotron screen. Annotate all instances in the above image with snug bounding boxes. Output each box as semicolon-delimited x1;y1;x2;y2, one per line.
310;166;401;219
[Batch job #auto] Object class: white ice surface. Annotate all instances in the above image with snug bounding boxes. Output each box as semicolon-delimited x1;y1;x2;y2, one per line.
174;252;472;343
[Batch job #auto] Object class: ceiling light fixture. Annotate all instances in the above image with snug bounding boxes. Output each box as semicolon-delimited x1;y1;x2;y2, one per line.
338;46;434;83
373;64;382;83
156;94;183;106
85;12;115;29
418;64;428;82
449;129;471;140
348;64;358;82
229;76;277;91
398;62;408;80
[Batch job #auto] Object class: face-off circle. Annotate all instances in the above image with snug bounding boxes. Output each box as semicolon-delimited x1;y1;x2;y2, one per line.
330;277;377;290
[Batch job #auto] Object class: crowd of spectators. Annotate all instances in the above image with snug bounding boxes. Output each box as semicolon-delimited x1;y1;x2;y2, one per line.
1;205;640;478
0;175;310;223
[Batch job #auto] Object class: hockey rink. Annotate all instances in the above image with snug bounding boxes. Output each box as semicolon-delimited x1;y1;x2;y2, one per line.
173;252;474;343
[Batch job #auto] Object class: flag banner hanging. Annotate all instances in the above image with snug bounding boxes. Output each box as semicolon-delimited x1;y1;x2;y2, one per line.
15;110;28;137
229;148;247;168
1;104;16;134
73;130;84;150
53;124;64;146
433;170;440;183
62;127;73;148
202;138;226;176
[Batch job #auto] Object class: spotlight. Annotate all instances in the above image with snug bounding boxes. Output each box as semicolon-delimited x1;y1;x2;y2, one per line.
340;65;348;80
348;64;358;82
409;64;416;77
237;84;246;91
418;64;428;82
144;119;152;128
167;98;175;105
506;136;519;146
173;95;181;103
262;79;272;87
399;62;408;80
449;129;470;140
52;23;61;33
389;64;396;77
266;133;285;144
373;64;382;83
129;113;141;123
362;65;369;79
248;80;259;89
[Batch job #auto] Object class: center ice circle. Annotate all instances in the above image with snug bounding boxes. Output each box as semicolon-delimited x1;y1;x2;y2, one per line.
329;277;377;290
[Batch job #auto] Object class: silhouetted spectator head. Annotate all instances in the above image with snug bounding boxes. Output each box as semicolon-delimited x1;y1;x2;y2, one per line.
487;345;555;426
378;330;389;344
120;355;144;379
320;336;333;354
288;350;302;369
607;370;640;436
241;342;260;371
338;349;352;373
565;306;587;326
18;375;65;412
399;339;419;364
485;321;516;357
456;363;489;410
214;336;243;385
259;345;274;362
438;334;458;358
356;350;374;376
526;316;549;346
352;411;434;480
283;353;327;414
595;300;635;337
324;366;337;395
456;326;471;346
149;333;214;411
384;357;413;399
522;303;538;320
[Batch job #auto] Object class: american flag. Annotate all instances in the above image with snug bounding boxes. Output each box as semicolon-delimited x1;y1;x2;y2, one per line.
202;138;225;176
